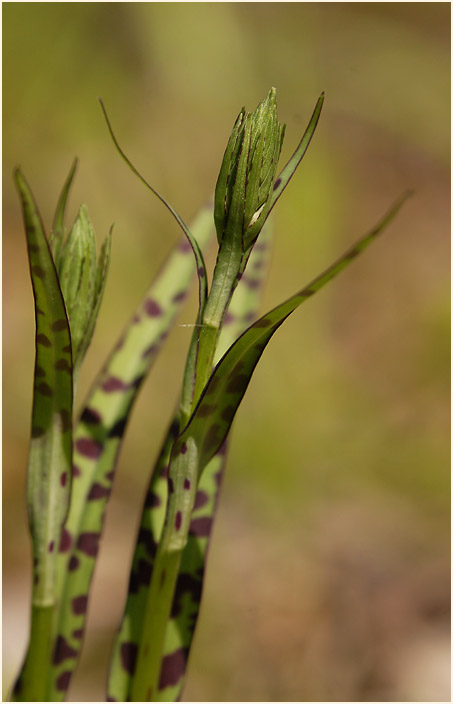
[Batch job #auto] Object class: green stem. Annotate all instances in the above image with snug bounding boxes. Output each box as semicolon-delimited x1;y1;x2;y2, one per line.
130;439;199;701
12;605;53;701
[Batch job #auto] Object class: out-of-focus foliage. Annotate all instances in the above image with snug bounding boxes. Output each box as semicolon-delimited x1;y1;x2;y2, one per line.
3;3;449;701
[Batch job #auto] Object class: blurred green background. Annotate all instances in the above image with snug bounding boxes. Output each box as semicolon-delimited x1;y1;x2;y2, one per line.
3;3;450;701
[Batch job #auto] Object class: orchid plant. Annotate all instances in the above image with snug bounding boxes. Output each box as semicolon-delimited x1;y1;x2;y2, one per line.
10;88;409;702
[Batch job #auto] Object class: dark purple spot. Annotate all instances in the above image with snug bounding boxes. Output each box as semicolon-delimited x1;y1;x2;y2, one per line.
55;358;71;373
180;443;187;455
273;177;281;191
168;478;174;494
68;556;80;571
224;312;236;324
75;437;102;459
72;628;83;640
161;465;169;479
217;440;228;457
36;333;51;347
175;511;182;530
159;648;188;689
144;299;163;317
183;478;191;490
120;642;137;675
189;516;213;537
87;483;110;500
131;374;145;390
214;468;224;487
108;417;127;439
138;528;158;558
48;541;55;553
59;528;72;552
198;266;205;278
302;288;315;297
77;532;100;557
73;464;81;477
243;276;260;289
36;306;45;316
59;409;71;432
254;316;272;328
107;697;117;702
51;319;67;332
253;259;265;270
62;344;71;353
205;376;220;395
60;472;67;487
202;424;221;455
226;373;248;394
35;365;45;377
145;491;161;508
34;574;39;585
56;671;71;692
72;595;88;615
179;239;191;253
142;343;157;358
80;407;101;425
137;559;152;586
32;265;45;278
193;490;208;510
196;404;216;418
28;243;39;253
31;426;45;438
172;574;202;618
172;291;187;303
102;376;128;392
221;405;236;423
105;470;115;482
36;381;53;397
53;635;78;664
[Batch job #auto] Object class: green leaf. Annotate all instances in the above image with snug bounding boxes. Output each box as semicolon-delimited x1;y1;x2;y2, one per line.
48;203;214;701
106;221;273;702
12;169;73;702
178;192;411;476
50;158;78;264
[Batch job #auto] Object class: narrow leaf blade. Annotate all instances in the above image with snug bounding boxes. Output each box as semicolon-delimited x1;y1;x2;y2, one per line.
49;203;214;700
179;193;411;475
12;170;73;701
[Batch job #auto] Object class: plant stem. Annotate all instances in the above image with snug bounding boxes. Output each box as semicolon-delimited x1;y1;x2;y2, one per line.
130;439;199;701
12;604;53;701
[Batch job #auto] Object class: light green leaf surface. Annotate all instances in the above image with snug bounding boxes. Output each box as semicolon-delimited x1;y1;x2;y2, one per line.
12;170;73;702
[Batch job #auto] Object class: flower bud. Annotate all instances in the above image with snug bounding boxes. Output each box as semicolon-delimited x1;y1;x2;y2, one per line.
214;88;285;254
57;205;111;376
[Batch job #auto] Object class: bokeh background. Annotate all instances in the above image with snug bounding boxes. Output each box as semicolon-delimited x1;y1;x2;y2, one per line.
3;3;450;701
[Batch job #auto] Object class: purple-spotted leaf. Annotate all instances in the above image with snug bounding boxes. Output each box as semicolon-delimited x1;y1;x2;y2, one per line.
106;222;273;703
49;204;214;701
12;169;73;702
177;192;411;476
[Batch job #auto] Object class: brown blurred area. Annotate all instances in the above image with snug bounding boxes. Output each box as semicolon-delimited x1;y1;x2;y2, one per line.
3;3;450;701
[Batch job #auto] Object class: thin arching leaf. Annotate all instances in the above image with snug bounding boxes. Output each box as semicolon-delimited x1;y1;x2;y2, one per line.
48;204;214;700
50;158;78;264
106;222;273;702
12;170;73;701
99;99;209;423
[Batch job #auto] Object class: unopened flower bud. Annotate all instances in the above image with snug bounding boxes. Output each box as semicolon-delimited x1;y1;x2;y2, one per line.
214;88;285;254
57;205;111;375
